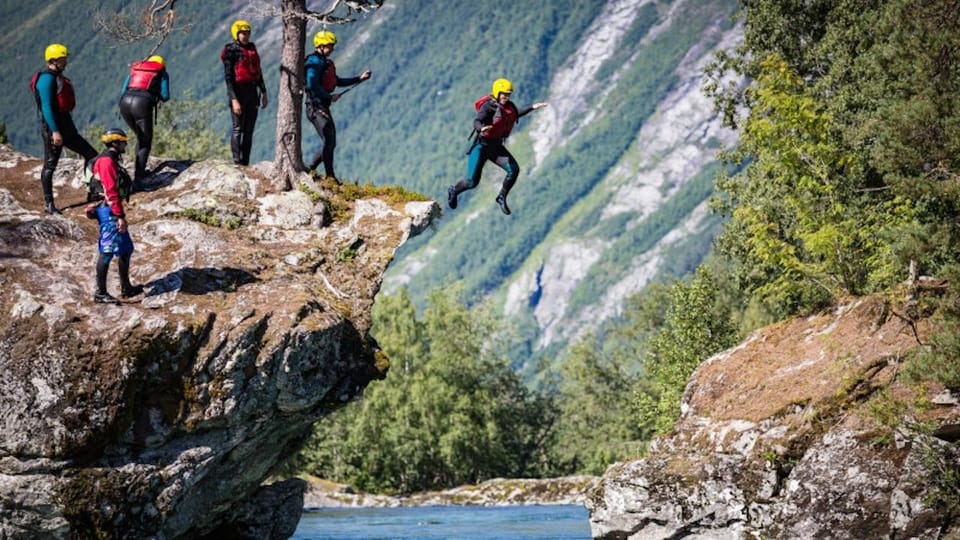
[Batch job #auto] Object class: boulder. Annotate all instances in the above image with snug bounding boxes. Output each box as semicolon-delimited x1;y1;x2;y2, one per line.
0;145;439;539
588;297;960;539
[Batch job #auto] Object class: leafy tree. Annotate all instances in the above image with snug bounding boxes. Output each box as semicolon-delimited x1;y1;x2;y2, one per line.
635;267;738;434
294;286;556;494
152;90;230;160
550;335;646;475
711;55;912;318
0;123;7;145
706;0;960;319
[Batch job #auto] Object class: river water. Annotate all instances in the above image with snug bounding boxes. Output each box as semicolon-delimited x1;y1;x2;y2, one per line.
292;504;591;539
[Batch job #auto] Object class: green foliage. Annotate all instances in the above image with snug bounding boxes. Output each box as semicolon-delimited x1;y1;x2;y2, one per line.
713;55;911;318
549;333;647;475
708;0;960;320
152;90;230;161
903;266;960;390
634;267;738;434
0;122;7;144
173;207;242;229
293;286;557;494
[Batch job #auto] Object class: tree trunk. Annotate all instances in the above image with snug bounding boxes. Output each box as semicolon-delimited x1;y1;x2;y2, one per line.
273;0;307;191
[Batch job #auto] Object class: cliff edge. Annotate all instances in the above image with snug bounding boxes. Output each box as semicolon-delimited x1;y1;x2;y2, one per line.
588;294;960;538
0;144;438;539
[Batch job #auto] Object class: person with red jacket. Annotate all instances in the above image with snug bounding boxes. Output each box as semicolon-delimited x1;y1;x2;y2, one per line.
221;20;268;165
447;78;547;215
90;128;142;305
32;43;97;214
119;54;170;185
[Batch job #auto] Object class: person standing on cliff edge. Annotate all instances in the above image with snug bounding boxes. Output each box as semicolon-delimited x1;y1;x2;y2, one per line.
221;20;268;166
31;43;98;214
119;54;171;187
304;29;372;184
88;128;143;305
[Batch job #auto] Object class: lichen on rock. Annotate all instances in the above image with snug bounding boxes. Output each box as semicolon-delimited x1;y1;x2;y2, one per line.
0;145;439;539
587;296;960;539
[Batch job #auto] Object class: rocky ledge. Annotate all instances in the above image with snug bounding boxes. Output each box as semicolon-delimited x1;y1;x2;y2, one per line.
588;294;960;539
0;145;438;539
301;475;601;508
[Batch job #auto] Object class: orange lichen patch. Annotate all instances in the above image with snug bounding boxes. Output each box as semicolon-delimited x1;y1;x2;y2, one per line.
686;296;927;423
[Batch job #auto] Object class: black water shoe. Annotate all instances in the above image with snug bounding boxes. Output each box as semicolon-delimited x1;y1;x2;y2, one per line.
495;194;511;215
447;186;458;209
121;285;144;298
94;292;121;305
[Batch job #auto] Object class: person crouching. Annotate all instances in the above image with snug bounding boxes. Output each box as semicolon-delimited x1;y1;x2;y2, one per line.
90;128;143;304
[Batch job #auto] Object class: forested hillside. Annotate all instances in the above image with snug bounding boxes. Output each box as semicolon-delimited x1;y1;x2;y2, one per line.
4;0;957;500
292;0;960;494
0;0;739;375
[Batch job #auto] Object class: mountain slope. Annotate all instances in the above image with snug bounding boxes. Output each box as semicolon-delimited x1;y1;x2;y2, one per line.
0;0;740;371
380;0;741;368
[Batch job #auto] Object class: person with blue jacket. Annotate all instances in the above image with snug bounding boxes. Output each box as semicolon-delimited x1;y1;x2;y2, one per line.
304;30;371;183
119;54;170;186
33;43;97;214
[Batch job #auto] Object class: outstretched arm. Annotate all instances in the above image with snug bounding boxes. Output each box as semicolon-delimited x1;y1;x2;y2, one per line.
518;102;549;118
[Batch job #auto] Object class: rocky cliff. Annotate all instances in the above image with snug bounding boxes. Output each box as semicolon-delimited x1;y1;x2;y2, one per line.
0;145;437;539
588;294;960;539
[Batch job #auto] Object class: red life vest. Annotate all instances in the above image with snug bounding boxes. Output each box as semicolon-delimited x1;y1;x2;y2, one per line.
475;95;518;140
30;69;76;113
127;60;164;92
321;59;338;93
221;42;262;84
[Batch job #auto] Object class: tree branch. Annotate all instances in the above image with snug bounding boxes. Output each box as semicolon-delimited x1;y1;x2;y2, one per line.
95;0;191;55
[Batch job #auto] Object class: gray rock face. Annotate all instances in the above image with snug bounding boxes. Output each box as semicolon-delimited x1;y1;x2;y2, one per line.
587;297;960;539
0;145;439;539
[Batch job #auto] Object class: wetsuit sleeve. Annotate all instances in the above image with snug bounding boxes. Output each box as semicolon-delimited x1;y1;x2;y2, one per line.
336;74;362;87
120;74;131;99
253;45;267;95
95;156;125;218
517;105;535;118
36;73;59;132
221;44;239;100
474;99;497;131
159;71;170;102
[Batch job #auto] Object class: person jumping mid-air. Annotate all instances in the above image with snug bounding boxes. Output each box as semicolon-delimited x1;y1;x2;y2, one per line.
447;78;547;215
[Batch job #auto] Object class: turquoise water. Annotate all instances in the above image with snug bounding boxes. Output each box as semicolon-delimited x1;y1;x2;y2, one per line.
292;504;591;539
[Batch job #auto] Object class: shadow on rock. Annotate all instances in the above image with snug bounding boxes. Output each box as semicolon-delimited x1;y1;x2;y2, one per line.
136;159;194;193
146;266;258;297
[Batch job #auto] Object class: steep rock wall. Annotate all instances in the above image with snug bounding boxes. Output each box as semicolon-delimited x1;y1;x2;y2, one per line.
0;145;438;539
587;295;960;539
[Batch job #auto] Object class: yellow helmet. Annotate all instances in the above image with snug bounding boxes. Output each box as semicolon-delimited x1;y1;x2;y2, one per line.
45;43;69;62
147;55;165;66
313;30;337;48
491;78;513;99
231;20;252;40
101;127;129;145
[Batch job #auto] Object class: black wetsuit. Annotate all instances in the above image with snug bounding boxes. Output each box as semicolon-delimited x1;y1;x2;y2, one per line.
221;41;266;165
